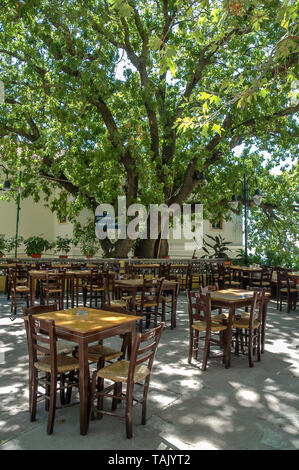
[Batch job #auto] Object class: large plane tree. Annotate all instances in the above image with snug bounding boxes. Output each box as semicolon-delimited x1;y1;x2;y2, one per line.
0;0;298;258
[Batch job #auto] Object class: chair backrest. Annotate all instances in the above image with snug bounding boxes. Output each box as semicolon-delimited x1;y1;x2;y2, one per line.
22;304;58;352
27;315;58;372
186;289;212;327
103;276;112;305
247;291;260;328
261;267;273;282
139;278;165;310
246;286;265;320
45;271;65;291
277;269;295;288
128;323;165;383
158;263;171;278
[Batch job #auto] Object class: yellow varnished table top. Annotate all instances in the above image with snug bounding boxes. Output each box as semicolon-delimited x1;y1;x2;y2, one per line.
210;288;270;305
33;308;140;334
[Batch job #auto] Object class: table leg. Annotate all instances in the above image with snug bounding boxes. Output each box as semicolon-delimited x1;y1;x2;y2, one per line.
78;339;90;435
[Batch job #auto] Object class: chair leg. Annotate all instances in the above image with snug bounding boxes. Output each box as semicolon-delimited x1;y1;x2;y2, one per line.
141;376;151;425
188;329;193;364
125;382;134;438
60;374;66;405
30;368;38;422
248;330;254;368
202;334;210;371
47;374;57;435
65;371;75;405
193;330;199;360
45;373;50;411
257;329;261;362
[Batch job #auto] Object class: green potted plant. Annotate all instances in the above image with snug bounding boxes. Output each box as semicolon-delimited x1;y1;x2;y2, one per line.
55;235;73;258
81;240;99;258
200;234;232;259
4;236;24;256
0;234;6;257
24;236;54;258
73;222;100;258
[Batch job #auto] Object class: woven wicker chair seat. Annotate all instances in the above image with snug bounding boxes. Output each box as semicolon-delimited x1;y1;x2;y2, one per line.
161;296;172;303
16;286;30;292
121;295;142;302
58;341;77;354
86;285;104;291
96;359;150;383
252;281;270;286
224;280;241;286
87;344;123;363
280;287;298;293
233;319;260;329
192;320;227;332
34;355;79;373
44;288;63;293
110;299;127;307
212;312;229;322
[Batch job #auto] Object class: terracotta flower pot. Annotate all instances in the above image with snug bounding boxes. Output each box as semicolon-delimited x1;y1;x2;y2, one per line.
163;256;170;259
31;253;42;258
0;254;3;258
59;255;68;259
86;255;93;258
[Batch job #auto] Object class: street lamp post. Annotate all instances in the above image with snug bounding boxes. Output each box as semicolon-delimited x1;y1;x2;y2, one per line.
0;165;22;258
230;173;263;266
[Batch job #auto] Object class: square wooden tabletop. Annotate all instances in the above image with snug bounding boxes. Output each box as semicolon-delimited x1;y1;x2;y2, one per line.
33;308;140;334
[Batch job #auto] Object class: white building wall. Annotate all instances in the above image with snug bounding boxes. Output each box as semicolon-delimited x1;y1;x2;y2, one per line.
0;196;243;258
168;213;243;258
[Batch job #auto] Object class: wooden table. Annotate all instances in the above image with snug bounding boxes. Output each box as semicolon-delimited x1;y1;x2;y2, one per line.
33;307;140;435
28;270;117;307
210;289;271;367
115;278;179;328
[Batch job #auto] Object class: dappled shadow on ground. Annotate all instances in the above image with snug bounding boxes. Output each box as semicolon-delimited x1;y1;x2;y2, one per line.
0;293;298;450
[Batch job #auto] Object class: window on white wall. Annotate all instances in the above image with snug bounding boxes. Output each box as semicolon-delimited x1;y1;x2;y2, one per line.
211;220;224;230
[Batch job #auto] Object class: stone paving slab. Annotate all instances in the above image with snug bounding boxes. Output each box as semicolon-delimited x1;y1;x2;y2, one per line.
0;293;298;450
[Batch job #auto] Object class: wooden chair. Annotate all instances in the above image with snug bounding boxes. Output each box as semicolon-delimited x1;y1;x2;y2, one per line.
41;271;65;309
223;268;241;289
160;280;180;328
232;290;262;367
22;303;78;410
27;315;80;434
83;270;105;308
188;263;203;290
186;289;228;370
217;265;231;288
89;323;164;438
277;270;298;313
8;267;30;317
103;276;129;311
209;263;221;286
135;278;165;331
250;267;273;288
158;263;171;279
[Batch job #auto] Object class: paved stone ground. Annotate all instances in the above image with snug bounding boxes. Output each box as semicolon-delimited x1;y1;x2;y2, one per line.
0;292;298;450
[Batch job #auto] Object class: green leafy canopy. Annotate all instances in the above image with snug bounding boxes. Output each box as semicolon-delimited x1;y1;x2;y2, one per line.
0;0;298;258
